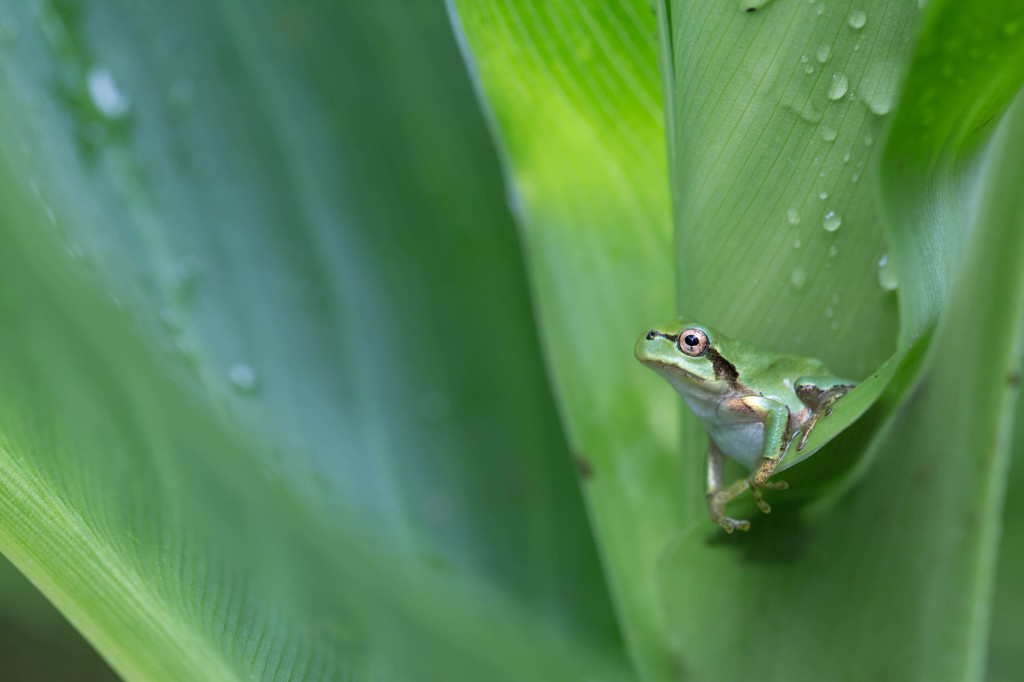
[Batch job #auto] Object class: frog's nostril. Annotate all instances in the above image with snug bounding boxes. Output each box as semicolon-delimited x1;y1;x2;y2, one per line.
646;330;657;340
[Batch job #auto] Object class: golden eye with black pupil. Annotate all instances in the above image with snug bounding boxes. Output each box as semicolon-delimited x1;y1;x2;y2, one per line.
678;328;709;357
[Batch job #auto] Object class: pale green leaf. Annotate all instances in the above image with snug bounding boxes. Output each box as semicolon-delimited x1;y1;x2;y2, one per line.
0;0;624;679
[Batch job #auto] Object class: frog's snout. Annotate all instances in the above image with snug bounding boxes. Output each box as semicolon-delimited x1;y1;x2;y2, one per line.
645;329;658;340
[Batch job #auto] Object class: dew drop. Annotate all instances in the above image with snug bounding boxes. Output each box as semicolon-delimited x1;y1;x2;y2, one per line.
825;306;835;318
829;245;839;257
819;190;829;200
787;207;801;225
843;152;851;162
864;133;874;146
869;97;892;115
799;105;823;123
791;266;807;291
816;45;832;63
852;171;860;182
823;211;842;231
794;237;803;249
821;127;837;142
848;9;867;29
816;3;825;15
805;64;815;74
86;66;131;118
877;254;899;290
828;74;849;100
228;364;260;393
801;54;810;63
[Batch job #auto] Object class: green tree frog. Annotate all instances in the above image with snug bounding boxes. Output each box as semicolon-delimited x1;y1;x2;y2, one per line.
635;318;855;533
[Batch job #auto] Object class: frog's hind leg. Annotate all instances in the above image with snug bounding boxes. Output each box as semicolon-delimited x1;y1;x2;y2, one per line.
794;382;855;451
705;441;751;533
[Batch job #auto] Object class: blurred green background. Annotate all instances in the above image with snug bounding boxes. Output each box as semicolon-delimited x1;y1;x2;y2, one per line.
0;0;1022;680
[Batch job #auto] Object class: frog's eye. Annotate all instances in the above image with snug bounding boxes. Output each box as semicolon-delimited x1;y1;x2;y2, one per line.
678;328;709;357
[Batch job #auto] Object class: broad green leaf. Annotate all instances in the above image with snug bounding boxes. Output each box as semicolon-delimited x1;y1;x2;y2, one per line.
665;0;902;374
659;92;1024;681
0;0;625;679
454;0;1024;679
449;1;681;678
988;378;1024;680
655;0;1024;679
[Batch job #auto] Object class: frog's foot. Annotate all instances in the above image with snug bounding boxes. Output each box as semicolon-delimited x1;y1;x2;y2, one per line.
749;479;788;514
796;385;854;451
706;485;751;533
718;515;751;533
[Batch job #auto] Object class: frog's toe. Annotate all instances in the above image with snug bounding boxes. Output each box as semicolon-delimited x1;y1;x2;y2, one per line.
719;516;751;533
707;489;752;532
751;487;772;514
750;480;787;514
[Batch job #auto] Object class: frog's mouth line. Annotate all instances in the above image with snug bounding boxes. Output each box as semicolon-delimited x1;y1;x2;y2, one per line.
640;358;705;384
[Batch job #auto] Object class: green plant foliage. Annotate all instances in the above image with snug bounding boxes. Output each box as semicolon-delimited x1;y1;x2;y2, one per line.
454;0;1024;680
0;1;628;680
448;1;683;678
3;0;1024;679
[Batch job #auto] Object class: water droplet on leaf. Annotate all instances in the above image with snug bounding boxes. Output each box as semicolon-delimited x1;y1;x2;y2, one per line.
828;74;849;100
877;254;899;290
228;364;260;393
823;211;842;231
791;267;807;290
86;66;131;118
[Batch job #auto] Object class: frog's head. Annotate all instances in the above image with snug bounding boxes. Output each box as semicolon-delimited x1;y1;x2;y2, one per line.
635;317;738;395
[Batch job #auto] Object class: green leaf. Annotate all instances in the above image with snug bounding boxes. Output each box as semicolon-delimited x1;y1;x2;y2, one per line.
449;1;682;678
0;1;625;679
453;0;1024;679
989;381;1024;680
658;0;1024;679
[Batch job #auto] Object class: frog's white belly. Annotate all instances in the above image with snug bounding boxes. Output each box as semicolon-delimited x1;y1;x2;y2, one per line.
706;422;763;470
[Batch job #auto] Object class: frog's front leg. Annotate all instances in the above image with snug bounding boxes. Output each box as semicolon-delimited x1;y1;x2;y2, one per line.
741;397;791;514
